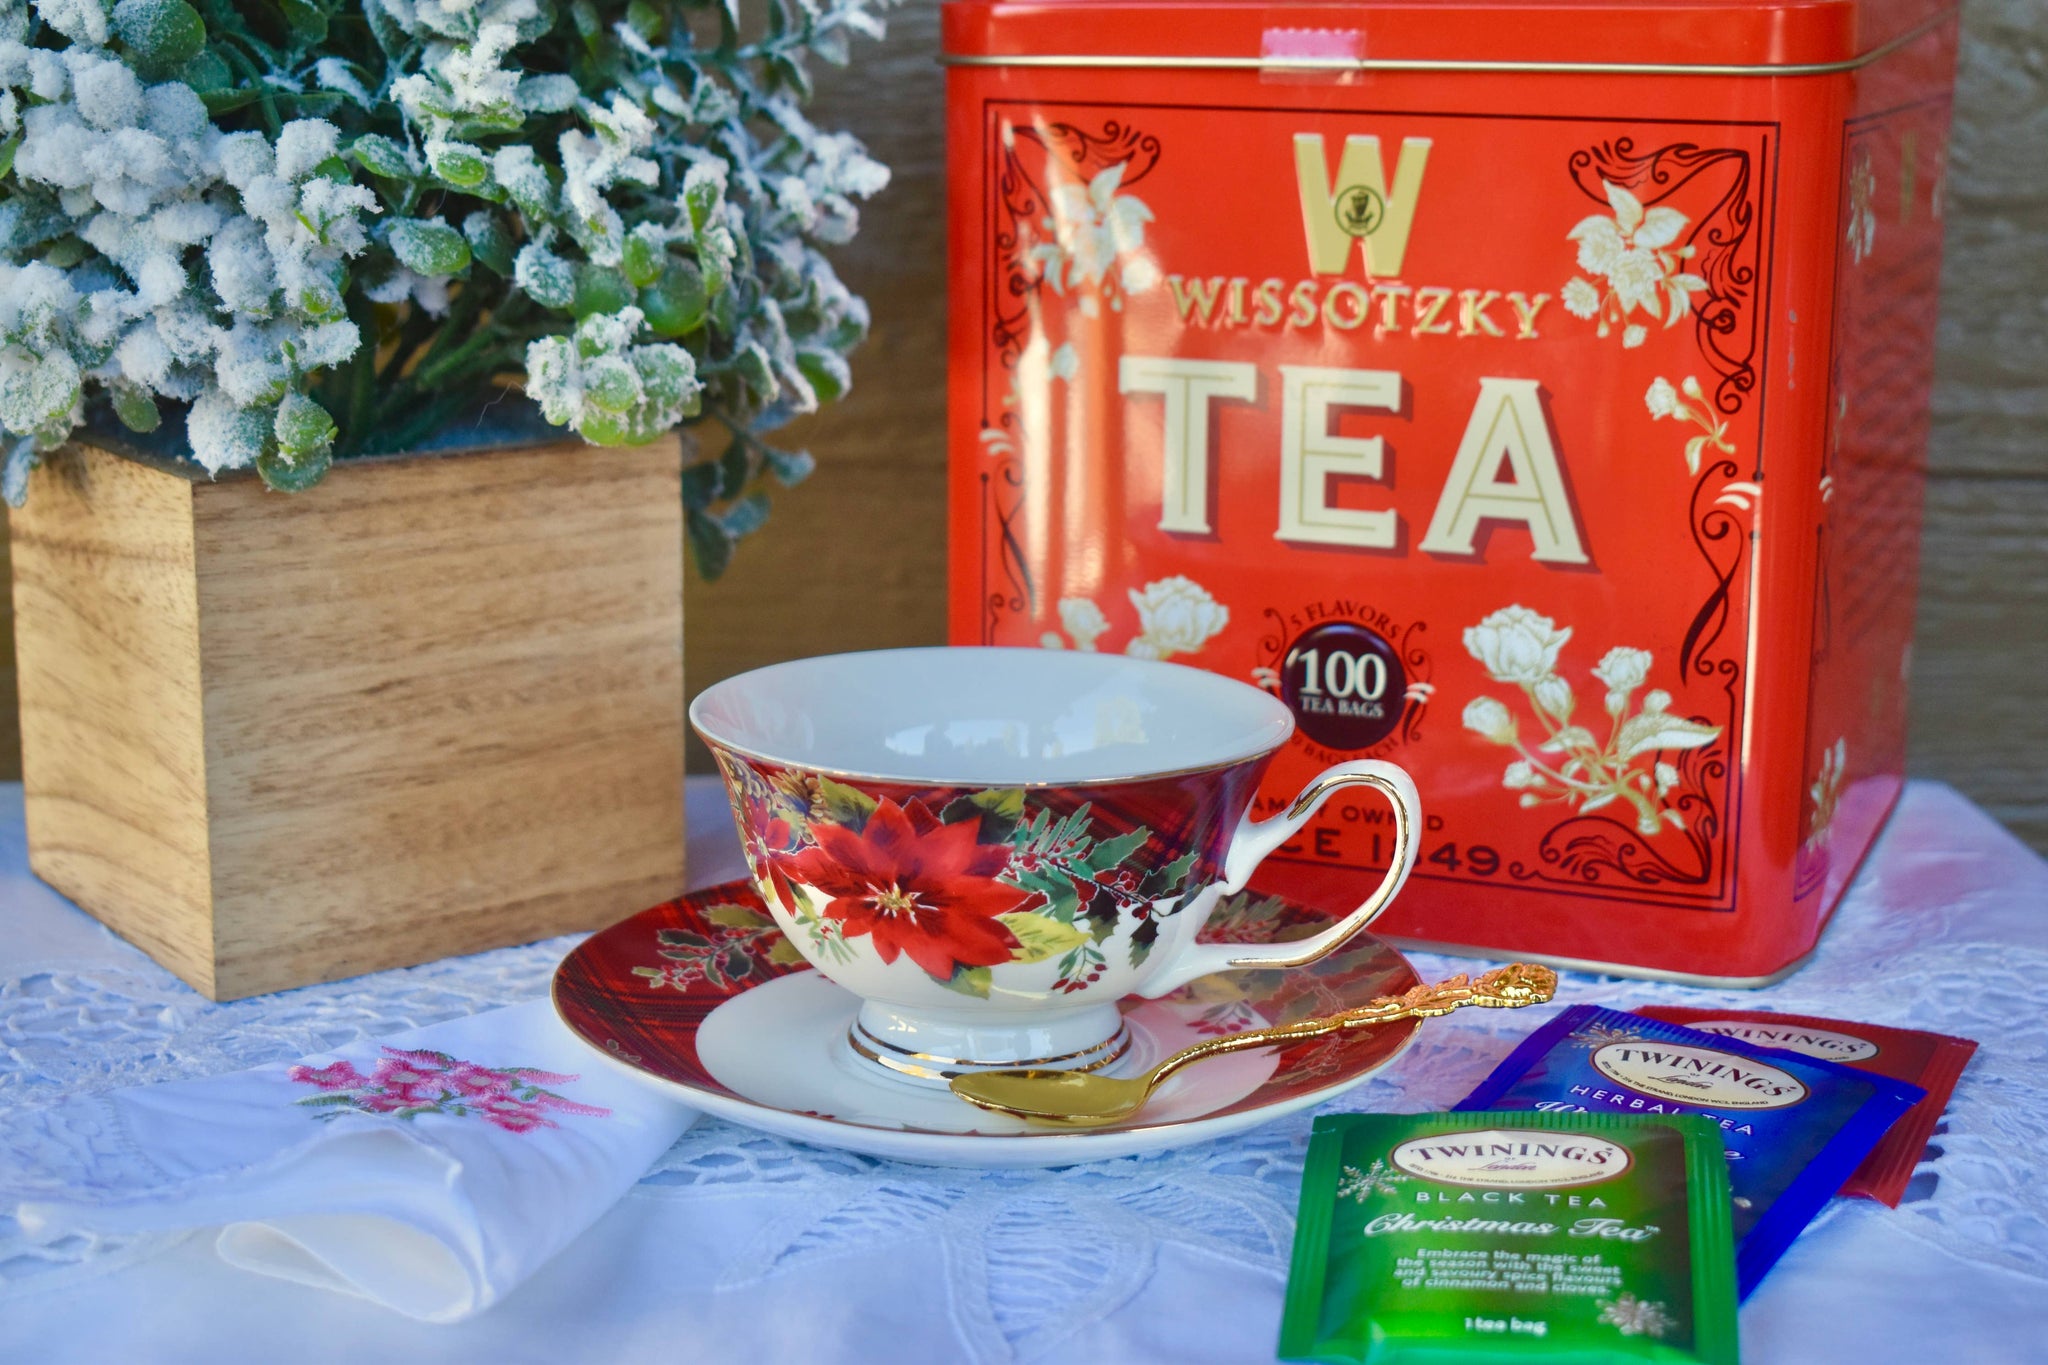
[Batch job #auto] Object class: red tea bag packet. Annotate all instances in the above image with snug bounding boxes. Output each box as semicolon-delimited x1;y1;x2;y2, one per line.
1634;1007;1975;1206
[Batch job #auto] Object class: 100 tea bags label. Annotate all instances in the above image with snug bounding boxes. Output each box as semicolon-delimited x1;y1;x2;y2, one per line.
1281;1111;1737;1364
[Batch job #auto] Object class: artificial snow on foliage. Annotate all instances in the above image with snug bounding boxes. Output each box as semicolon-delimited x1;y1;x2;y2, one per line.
0;0;898;573
526;306;702;448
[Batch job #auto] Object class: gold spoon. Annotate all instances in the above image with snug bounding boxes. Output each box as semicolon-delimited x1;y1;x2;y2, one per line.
949;962;1559;1128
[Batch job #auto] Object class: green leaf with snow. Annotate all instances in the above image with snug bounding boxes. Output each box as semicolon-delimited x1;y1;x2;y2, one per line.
257;442;333;492
273;391;337;461
572;266;635;320
621;226;665;288
386;219;471;277
111;385;160;433
350;134;417;180
0;352;81;443
113;0;206;73
463;212;514;275
639;261;708;337
426;141;491;189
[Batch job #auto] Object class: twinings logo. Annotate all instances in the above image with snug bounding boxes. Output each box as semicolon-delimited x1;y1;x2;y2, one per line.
1592;1042;1810;1110
1685;1020;1881;1063
1293;134;1432;277
1389;1129;1631;1190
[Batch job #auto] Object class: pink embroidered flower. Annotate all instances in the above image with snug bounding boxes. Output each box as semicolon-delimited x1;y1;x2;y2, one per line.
290;1060;366;1091
288;1048;610;1131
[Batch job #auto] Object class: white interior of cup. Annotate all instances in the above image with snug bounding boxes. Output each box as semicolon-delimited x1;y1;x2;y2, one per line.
691;647;1294;784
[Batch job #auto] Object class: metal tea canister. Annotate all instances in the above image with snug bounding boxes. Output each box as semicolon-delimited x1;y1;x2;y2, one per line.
942;0;1959;982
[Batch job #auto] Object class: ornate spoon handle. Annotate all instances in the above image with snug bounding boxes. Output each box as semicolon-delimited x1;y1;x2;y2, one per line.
1144;962;1558;1094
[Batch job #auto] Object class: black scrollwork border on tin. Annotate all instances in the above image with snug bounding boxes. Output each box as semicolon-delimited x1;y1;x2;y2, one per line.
1505;458;1743;897
1398;620;1432;745
978;465;1034;643
1678;455;1748;688
1505;741;1727;891
1569;139;1760;417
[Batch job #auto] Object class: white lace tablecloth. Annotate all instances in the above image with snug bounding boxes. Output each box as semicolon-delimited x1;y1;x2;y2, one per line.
3;779;2045;1363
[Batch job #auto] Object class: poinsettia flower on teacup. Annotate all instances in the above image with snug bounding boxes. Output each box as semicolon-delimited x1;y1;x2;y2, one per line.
779;797;1032;981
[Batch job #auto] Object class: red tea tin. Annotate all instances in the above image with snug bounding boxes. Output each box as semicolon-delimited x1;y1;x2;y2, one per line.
943;0;1958;983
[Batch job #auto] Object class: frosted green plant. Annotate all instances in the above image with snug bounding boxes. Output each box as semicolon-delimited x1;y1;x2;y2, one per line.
0;0;896;575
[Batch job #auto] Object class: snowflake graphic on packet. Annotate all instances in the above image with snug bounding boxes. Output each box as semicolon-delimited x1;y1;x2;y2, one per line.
1599;1292;1676;1338
1337;1160;1412;1203
1568;1021;1646;1050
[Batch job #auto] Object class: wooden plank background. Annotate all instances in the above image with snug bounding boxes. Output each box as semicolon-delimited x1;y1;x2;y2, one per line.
1;1;2040;855
1903;0;2048;851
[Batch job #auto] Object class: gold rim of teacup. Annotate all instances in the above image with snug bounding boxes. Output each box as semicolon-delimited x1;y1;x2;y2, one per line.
696;732;1290;792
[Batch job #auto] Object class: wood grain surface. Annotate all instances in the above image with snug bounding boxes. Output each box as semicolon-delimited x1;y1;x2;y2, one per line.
12;440;686;999
10;449;216;989
1907;0;2048;851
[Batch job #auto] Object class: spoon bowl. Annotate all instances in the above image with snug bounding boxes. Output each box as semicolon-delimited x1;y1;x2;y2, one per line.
950;963;1558;1128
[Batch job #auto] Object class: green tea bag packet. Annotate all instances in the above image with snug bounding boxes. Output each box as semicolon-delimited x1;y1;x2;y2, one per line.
1281;1111;1739;1365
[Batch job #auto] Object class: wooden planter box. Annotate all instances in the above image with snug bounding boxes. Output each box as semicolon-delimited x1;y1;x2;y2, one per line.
9;436;686;1000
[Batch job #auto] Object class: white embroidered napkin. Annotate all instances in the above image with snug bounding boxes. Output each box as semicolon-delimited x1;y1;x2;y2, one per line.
15;998;694;1322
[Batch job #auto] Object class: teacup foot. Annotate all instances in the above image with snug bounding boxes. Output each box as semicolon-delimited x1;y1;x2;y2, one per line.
845;1001;1133;1091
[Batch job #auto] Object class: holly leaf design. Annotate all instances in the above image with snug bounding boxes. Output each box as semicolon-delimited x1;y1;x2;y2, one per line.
1082;826;1151;875
812;776;878;830
1140;849;1202;907
998;910;1092;964
1081;883;1122;944
1014;864;1082;922
704;903;774;929
767;937;808;967
1128;916;1161;967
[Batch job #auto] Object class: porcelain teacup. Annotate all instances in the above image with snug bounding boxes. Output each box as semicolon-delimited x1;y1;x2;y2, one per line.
691;647;1422;1088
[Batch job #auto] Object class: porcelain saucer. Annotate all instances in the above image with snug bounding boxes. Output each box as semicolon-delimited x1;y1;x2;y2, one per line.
553;879;1424;1167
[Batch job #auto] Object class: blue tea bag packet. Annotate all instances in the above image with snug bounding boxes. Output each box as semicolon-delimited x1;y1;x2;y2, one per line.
1457;1004;1924;1298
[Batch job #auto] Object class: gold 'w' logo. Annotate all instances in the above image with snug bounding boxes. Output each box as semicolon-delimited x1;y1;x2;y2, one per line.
1293;134;1432;278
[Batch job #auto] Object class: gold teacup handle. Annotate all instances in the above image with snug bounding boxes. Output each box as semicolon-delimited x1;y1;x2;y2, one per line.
1138;760;1422;998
